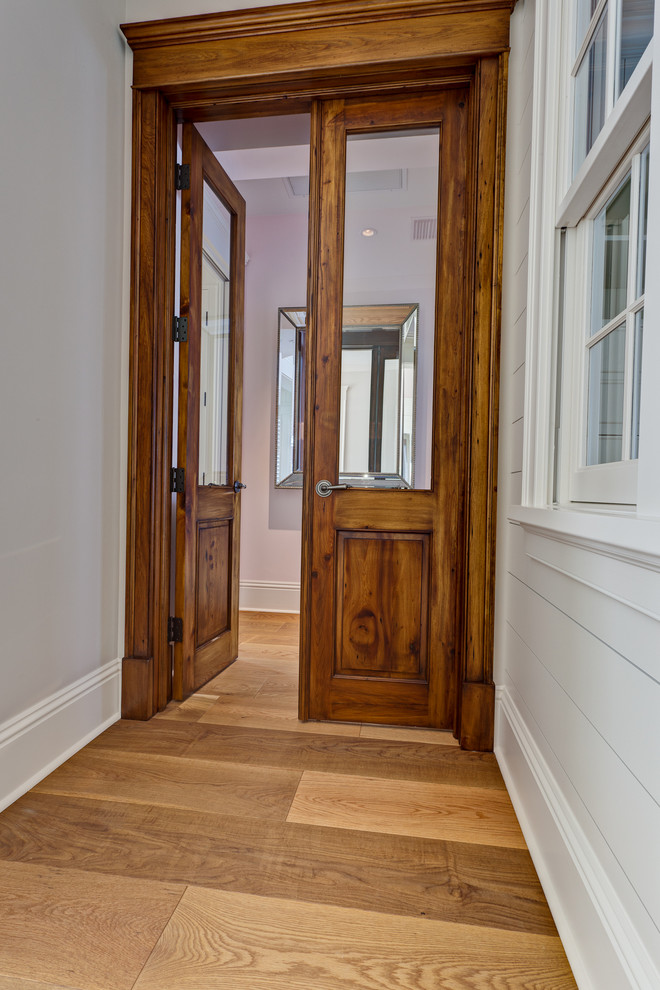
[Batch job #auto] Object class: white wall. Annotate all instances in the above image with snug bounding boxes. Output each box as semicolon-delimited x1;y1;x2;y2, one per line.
0;0;128;809
126;0;312;20
239;212;307;610
496;3;660;989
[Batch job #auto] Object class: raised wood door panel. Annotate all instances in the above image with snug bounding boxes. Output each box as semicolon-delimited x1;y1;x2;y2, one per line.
304;89;468;729
336;532;429;680
174;124;245;700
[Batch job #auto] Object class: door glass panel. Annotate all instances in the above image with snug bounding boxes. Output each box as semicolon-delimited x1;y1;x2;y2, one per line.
591;175;631;335
586;325;626;465
199;181;232;486
340;127;438;489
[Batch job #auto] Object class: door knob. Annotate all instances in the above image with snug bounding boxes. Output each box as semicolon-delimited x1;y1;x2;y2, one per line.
315;479;350;498
233;480;247;493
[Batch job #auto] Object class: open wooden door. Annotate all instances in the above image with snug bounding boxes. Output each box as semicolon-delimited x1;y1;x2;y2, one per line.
303;89;468;729
173;124;246;700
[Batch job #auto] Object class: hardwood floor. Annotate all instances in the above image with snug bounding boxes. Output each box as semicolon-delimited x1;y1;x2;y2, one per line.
0;612;577;989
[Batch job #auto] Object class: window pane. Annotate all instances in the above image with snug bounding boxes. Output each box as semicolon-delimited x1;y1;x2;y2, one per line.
591;175;631;334
341;127;438;489
631;308;644;458
199;182;232;487
637;145;650;297
619;0;654;93
574;9;608;174
587;326;626;465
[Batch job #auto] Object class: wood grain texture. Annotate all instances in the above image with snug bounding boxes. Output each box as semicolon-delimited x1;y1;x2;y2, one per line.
87;719;506;788
288;771;527;847
0;614;576;988
0;792;557;937
359;724;459;746
33;750;301;822
122;88;176;719
132;886;576;990
196;521;230;646
337;532;429;679
174;125;246;700
122;1;516;51
126;8;511;93
0;861;182;990
305;89;468;733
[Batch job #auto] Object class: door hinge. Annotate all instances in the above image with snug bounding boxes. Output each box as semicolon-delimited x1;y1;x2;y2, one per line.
173;316;188;342
171;467;185;493
168;616;183;643
175;163;190;190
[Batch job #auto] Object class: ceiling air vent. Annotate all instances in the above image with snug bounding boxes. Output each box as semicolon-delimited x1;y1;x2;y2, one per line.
411;217;437;241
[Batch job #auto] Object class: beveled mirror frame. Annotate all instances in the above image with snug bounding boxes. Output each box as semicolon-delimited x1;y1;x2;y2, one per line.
120;0;515;750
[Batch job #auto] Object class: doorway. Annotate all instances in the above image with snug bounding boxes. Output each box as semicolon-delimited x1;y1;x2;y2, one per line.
120;0;512;750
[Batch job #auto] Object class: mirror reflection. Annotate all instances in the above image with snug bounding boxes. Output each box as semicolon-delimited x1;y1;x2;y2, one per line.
199;180;232;486
275;303;418;489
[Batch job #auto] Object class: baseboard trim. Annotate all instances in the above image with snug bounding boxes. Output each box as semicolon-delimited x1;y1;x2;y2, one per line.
0;659;122;812
495;686;660;990
239;580;300;613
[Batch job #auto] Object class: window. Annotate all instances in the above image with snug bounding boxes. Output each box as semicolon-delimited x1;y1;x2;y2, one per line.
573;0;654;175
557;0;653;505
585;145;647;468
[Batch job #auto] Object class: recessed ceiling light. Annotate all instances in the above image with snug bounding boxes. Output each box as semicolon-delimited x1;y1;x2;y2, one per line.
361;227;377;237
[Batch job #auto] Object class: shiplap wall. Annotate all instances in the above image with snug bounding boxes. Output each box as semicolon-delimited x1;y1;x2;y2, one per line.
495;3;660;988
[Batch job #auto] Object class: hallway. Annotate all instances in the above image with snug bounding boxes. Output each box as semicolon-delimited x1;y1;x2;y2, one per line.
0;612;576;988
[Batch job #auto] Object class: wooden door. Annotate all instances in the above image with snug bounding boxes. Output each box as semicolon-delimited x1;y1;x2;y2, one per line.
174;124;246;699
303;89;468;729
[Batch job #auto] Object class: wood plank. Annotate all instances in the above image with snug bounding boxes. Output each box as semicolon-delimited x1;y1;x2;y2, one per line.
132;886;576;990
152;694;218;721
288;771;526;847
0;860;182;990
33;750;301;822
0;793;556;937
0;978;84;990
87;719;507;788
359;724;459;746
198;693;362;735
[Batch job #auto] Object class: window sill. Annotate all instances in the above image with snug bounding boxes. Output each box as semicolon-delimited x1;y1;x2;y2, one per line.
508;504;660;571
556;40;653;228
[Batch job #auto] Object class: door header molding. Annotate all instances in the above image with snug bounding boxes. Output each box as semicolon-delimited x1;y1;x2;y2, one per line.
121;0;513;96
122;0;516;51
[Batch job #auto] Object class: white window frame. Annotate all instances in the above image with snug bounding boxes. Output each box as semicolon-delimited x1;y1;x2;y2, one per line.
522;0;653;510
561;129;649;504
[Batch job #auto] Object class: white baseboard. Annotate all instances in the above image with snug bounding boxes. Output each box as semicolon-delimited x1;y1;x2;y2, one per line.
0;659;122;812
495;686;660;990
239;580;300;613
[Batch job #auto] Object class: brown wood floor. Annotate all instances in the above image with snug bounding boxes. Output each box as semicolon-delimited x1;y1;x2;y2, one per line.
0;612;577;989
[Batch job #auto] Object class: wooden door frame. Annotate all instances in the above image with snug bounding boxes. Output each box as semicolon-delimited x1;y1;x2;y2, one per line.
120;0;514;750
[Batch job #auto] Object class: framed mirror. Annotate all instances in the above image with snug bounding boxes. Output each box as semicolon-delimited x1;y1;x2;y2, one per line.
275;303;418;489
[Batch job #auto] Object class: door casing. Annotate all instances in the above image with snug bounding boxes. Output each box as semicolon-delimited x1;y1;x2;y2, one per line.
120;0;514;750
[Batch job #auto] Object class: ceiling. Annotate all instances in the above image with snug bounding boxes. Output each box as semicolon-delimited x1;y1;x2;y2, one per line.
195;114;441;219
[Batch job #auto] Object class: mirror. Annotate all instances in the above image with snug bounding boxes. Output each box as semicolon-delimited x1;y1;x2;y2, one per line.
275;303;418;489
